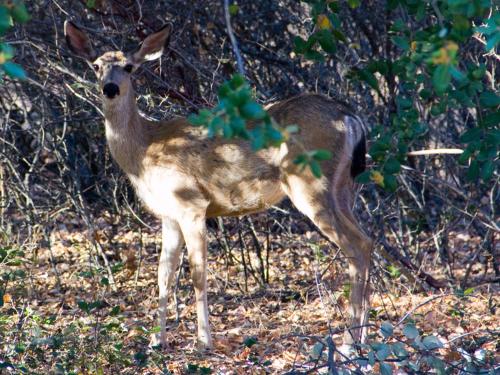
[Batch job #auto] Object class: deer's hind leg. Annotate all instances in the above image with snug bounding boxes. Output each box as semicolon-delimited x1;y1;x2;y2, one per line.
281;171;372;347
178;212;213;350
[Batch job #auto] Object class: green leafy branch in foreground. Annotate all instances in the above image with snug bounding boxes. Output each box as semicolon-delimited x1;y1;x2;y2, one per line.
0;0;29;80
188;74;332;178
295;0;499;191
307;312;496;374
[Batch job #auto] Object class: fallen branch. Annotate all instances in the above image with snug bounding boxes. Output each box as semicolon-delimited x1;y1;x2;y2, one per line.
407;148;463;156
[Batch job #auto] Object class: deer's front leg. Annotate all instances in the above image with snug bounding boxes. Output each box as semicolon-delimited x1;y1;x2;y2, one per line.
153;218;184;348
179;215;213;350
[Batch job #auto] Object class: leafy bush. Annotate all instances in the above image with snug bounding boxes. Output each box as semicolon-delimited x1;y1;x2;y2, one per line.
297;0;499;189
0;0;29;80
192;0;499;188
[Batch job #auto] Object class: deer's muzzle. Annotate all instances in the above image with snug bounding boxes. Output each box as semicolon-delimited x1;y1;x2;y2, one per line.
103;83;120;99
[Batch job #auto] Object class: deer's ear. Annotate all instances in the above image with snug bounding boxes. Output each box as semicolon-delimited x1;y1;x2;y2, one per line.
64;21;97;61
130;24;172;65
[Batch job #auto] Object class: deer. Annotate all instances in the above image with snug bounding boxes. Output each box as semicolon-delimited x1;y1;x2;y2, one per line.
64;20;373;354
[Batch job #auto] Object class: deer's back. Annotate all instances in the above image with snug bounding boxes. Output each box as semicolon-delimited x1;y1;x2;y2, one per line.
134;94;354;218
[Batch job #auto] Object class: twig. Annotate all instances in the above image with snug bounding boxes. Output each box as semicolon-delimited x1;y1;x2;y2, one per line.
396;292;449;326
407;148;463;156
431;0;445;28
223;0;245;76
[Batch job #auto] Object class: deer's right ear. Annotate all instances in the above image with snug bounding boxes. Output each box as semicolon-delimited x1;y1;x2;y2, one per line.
64;21;97;61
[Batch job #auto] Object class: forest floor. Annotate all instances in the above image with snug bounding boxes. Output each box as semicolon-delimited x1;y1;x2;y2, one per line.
1;210;498;374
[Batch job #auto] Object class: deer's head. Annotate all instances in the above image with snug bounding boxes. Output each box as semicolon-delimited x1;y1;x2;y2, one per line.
64;21;171;101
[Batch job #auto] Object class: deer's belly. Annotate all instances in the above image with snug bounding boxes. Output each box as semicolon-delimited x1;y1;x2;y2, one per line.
128;168;209;219
204;177;285;217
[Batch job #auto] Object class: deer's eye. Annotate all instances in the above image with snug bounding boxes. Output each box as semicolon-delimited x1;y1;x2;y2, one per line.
92;64;99;71
124;64;134;73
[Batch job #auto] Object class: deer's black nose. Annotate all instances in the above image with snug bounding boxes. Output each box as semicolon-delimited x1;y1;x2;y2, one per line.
103;83;120;99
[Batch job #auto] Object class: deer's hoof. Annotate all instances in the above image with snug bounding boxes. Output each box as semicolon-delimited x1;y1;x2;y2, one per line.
196;336;213;352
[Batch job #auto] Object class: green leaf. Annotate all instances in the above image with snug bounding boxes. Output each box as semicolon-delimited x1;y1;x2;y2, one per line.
240;102;266;120
480;160;494;181
77;300;90;313
384;157;401;174
309;159;322;178
293;154;308;166
327;13;341;29
0;7;12;34
312;149;332;161
243;336;257;347
304;49;324;61
218;82;231;97
387;264;401;279
266;126;284;143
355;170;371;184
485;33;500;51
422;335;443;350
380;321;394;338
449;66;466;83
463;287;474;296
228;88;251;106
367;350;376;365
317;31;336;54
426;355;446;375
479;112;500;128
188;110;211;127
376;343;391;361
229;74;245;89
1;61;26;79
384;174;398;192
293;36;308;54
11;3;30;23
459;128;482;143
228;4;239;15
392;35;410;51
347;0;361;8
419;89;432;100
392;342;408;359
486;129;500;145
380;362;393;375
250;129;264;150
432;65;451;94
479;91;500;107
458;147;472;164
403;323;419;339
199;366;212;375
356;68;380;92
331;29;347;42
311;342;325;359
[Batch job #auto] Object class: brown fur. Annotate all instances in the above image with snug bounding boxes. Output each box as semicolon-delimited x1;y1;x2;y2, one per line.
64;21;372;352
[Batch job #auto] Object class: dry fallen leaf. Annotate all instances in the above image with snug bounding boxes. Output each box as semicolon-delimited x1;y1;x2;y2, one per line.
2;293;12;304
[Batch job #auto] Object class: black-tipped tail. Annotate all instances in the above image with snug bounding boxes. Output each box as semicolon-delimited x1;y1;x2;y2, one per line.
350;132;366;178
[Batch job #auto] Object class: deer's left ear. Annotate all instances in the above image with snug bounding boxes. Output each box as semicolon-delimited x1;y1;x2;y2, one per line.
130;24;172;65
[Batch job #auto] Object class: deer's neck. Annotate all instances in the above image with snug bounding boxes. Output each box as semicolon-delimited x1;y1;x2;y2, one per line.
103;91;146;176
